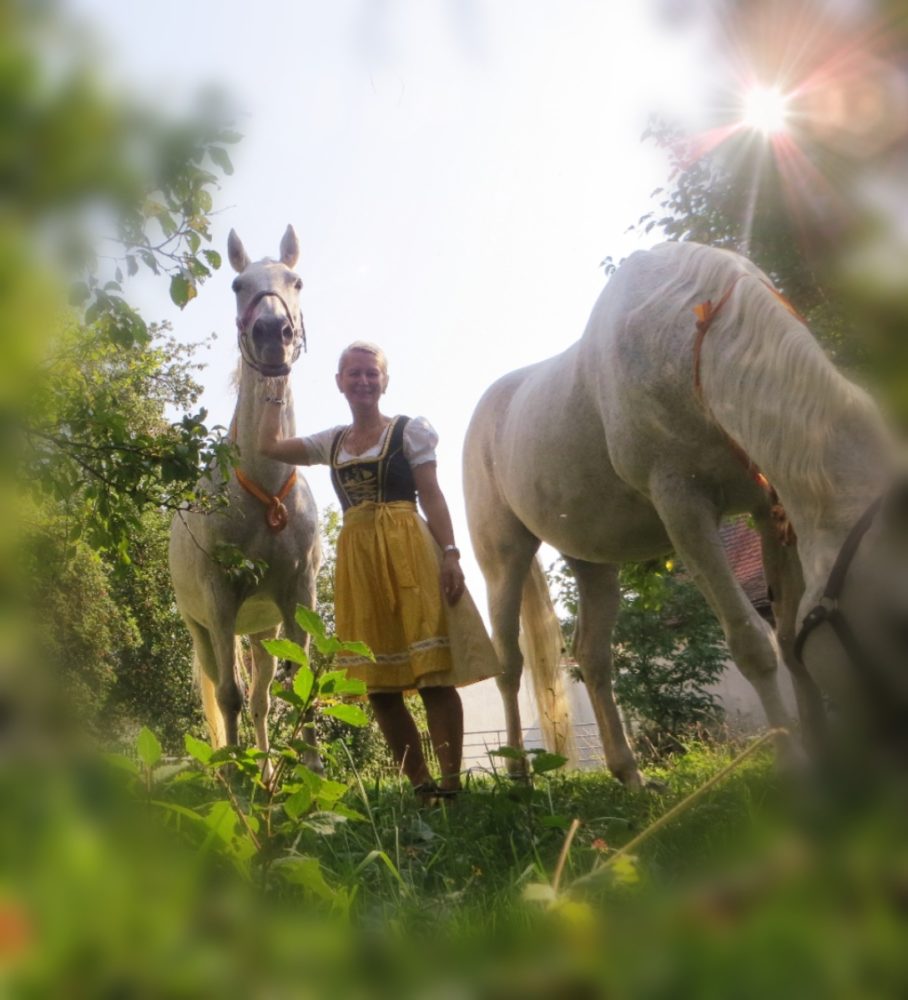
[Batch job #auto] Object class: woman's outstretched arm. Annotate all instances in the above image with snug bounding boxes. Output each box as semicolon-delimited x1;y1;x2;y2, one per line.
256;377;311;464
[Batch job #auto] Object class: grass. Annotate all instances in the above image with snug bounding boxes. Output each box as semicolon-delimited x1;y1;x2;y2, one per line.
3;738;907;997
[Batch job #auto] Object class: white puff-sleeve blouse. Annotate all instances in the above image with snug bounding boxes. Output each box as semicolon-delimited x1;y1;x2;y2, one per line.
301;415;438;468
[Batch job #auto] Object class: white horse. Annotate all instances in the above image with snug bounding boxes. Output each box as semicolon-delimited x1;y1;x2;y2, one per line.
465;240;907;787
169;225;320;756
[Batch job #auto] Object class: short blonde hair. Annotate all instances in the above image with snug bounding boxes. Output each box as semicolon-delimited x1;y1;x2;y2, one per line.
337;340;388;375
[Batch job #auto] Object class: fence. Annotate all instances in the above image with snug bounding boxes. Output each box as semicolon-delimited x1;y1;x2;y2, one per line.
460;721;606;773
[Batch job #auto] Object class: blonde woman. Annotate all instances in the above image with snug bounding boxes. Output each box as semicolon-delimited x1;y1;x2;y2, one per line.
258;341;498;800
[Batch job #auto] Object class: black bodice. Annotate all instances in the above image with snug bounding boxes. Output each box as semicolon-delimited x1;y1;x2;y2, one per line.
329;415;417;512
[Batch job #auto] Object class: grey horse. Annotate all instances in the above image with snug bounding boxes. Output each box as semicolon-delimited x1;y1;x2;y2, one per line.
169;225;320;758
465;240;905;786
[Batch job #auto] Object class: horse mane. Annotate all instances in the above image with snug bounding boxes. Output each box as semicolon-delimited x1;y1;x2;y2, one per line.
659;242;887;515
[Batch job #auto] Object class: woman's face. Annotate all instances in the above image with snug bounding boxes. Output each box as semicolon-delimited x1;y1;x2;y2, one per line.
336;350;388;409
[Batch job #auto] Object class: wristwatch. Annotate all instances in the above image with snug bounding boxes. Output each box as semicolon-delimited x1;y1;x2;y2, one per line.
443;544;461;558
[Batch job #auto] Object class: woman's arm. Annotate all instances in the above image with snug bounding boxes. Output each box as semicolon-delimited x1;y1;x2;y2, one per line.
413;461;465;606
256;378;311;464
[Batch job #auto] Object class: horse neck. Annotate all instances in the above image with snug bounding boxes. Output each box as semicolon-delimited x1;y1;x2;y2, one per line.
703;304;894;579
231;365;297;490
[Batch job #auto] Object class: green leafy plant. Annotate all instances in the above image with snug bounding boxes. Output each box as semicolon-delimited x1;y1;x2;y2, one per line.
108;606;376;906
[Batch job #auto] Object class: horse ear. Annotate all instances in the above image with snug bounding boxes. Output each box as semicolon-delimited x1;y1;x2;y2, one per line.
227;229;250;273
279;225;300;269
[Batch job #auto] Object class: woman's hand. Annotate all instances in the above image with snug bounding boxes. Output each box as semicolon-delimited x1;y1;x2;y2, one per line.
441;550;465;606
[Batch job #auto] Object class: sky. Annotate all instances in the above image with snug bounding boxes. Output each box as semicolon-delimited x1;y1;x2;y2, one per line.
60;0;723;733
66;0;714;563
62;0;904;734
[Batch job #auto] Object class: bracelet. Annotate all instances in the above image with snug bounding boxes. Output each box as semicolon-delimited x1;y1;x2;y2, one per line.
443;544;460;559
264;396;286;406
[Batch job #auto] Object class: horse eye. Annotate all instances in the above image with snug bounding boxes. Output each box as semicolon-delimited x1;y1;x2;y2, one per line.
294;278;303;291
231;277;242;293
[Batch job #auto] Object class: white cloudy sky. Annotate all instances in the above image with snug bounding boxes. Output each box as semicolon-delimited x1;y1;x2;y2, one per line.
67;1;718;571
64;0;900;729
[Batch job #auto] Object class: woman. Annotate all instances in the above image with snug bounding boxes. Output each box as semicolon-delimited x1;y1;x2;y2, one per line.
257;340;498;799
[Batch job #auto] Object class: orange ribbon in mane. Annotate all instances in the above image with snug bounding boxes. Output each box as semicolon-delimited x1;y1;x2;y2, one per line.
235;467;297;533
692;274;797;547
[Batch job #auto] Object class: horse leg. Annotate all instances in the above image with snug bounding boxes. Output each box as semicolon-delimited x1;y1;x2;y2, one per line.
756;512;828;756
185;617;242;747
249;628;279;758
649;478;795;759
473;516;541;776
567;559;644;788
184;619;226;747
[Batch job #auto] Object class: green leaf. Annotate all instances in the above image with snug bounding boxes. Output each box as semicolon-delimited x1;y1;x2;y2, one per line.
318;673;367;698
202;249;222;269
169;274;195;308
104;753;140;777
152;800;206;825
314;779;348;807
136;726;162;768
531;751;568;775
322;703;369;727
272;686;304;708
284;788;313;820
272;857;335;900
261;637;309;667
352;850;406;889
489;746;527;761
337;639;374;660
294;606;326;639
209;146;234;175
204;799;237;842
313;634;342;656
303;811;349;835
185;733;213;764
292;665;315;705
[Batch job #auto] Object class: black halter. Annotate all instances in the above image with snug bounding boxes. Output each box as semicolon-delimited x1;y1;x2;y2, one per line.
791;496;908;711
236;289;306;377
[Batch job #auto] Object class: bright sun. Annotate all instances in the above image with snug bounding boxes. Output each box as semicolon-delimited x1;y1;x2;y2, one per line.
741;85;789;135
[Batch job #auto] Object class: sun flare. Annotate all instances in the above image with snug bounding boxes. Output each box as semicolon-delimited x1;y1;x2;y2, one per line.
741;85;789;135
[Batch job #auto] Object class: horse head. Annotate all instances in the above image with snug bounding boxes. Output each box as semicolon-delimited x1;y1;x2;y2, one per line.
797;475;908;737
229;225;306;377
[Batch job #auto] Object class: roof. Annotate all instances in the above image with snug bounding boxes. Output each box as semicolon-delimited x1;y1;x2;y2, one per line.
719;517;769;610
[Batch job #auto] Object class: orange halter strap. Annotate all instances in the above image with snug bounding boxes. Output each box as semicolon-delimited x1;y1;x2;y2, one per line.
691;274;798;546
234;466;297;533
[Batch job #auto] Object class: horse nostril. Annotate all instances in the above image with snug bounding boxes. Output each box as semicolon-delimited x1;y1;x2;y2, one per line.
252;316;287;345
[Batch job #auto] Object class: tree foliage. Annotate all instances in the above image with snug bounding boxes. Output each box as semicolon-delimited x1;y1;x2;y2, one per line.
7;0;239;562
3;0;238;747
548;558;727;757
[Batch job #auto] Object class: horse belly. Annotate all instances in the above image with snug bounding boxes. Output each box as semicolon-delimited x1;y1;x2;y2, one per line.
498;412;671;563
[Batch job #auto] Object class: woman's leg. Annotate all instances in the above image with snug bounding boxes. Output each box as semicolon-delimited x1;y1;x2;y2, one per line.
368;692;433;788
419;686;464;791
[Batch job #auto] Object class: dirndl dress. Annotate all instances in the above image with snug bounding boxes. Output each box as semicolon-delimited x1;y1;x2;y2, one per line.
313;415;499;693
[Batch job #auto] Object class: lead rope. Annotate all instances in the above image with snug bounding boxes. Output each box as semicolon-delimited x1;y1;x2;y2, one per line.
692;274;796;546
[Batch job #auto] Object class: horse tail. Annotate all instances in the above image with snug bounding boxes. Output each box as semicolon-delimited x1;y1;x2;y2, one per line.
521;558;576;765
193;647;230;749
